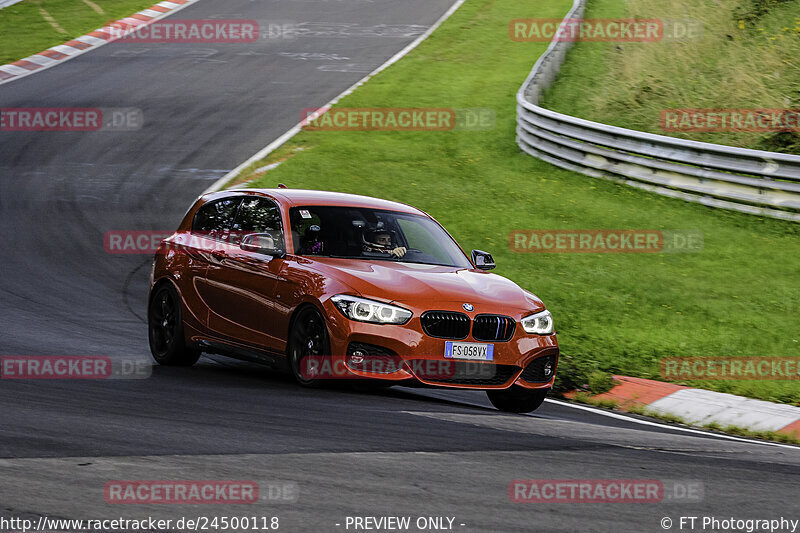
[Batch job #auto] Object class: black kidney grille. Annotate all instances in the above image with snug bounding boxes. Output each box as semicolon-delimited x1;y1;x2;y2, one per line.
472;315;516;342
519;354;557;383
420;311;470;339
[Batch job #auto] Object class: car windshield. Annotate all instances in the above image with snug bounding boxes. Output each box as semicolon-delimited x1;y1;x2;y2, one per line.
289;206;472;268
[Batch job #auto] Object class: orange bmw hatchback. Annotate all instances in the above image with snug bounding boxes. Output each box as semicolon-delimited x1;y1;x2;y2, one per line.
148;188;558;412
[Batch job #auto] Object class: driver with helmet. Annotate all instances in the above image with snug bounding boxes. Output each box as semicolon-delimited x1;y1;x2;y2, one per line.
363;229;407;258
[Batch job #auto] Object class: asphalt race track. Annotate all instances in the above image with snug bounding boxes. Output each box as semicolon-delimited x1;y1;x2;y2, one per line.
0;1;798;532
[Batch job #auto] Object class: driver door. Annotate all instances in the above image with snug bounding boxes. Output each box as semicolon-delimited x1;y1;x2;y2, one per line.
203;196;287;351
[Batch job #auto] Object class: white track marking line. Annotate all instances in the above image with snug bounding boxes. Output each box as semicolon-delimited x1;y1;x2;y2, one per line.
543;398;800;450
0;0;26;9
204;0;468;193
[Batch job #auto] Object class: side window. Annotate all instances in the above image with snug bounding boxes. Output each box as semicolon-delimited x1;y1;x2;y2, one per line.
192;197;241;241
232;197;285;249
290;208;322;255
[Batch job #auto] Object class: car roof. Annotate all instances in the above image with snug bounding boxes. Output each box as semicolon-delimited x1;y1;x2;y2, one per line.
224;188;425;215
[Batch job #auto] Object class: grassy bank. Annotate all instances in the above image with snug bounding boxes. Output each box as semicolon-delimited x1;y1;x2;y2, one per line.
229;0;800;405
541;0;800;153
0;0;157;65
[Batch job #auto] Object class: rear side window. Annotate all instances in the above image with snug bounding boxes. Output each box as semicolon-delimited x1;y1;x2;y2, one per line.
234;197;282;232
192;197;241;240
232;197;285;248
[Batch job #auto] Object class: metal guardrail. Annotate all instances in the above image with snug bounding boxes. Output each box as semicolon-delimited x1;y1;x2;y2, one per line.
516;0;800;222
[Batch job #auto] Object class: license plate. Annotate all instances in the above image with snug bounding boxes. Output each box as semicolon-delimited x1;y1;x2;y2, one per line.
444;341;494;361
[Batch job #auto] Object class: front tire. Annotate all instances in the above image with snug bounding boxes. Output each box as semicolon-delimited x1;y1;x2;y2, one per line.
487;386;549;413
288;306;330;387
148;282;200;366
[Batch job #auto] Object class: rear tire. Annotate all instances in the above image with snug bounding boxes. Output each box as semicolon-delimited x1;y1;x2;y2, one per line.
487;386;548;413
288;306;330;387
148;282;200;366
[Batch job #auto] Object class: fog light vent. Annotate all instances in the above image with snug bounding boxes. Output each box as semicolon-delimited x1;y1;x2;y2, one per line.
519;354;557;383
345;343;402;374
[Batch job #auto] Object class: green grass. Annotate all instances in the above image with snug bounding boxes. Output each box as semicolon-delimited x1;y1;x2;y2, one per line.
702;421;800;444
626;403;687;425
231;0;800;405
0;0;158;65
571;392;620;410
541;0;800;153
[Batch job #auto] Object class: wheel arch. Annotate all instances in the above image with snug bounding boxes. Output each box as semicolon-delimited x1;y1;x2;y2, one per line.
147;276;186;316
147;276;197;347
286;300;330;355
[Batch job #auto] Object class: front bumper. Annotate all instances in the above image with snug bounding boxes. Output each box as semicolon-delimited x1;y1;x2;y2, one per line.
321;300;559;389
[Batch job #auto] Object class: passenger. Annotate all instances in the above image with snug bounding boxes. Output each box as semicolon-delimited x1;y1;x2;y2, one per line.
304;224;325;254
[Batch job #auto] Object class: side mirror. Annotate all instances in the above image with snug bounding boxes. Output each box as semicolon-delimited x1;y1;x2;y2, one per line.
241;233;285;258
471;249;495;271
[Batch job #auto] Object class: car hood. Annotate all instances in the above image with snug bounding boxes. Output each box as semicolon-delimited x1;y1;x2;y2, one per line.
305;258;544;312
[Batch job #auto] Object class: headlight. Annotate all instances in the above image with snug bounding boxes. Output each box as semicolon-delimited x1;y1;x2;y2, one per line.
330;295;412;325
521;310;554;335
